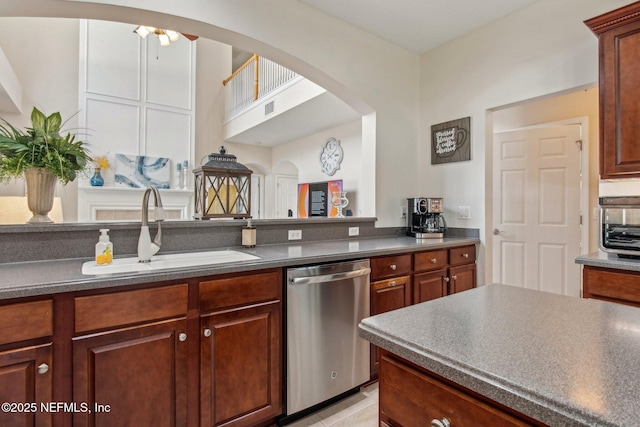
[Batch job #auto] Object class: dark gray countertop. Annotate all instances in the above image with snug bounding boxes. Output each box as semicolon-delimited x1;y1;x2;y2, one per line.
576;251;640;272
359;284;640;427
0;236;478;300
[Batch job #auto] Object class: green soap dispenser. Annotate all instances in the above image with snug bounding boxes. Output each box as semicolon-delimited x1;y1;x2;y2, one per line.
95;229;113;265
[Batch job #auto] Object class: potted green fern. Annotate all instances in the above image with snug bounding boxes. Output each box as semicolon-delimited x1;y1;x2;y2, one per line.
0;107;91;223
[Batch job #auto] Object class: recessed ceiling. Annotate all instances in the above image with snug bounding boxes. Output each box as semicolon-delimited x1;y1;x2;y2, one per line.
300;0;540;53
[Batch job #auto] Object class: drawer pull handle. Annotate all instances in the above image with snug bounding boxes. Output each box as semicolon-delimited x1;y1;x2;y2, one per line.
389;281;397;287
390;264;397;270
431;258;437;263
462;253;469;258
178;333;187;342
431;418;451;427
203;328;212;338
37;363;49;375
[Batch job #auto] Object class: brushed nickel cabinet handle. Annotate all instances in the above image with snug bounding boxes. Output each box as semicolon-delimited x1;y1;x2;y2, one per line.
389;281;397;287
37;363;49;375
390;264;397;270
178;333;187;342
431;258;437;263
462;253;469;258
203;328;212;337
452;275;457;281
444;277;450;282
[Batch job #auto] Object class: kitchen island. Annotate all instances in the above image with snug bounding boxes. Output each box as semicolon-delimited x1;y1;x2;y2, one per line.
359;284;640;427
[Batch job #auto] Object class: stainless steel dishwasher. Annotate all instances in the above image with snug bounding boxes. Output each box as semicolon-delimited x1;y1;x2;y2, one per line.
285;259;371;418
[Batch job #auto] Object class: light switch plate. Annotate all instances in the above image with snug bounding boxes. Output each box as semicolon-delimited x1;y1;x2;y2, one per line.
348;227;359;236
458;206;471;219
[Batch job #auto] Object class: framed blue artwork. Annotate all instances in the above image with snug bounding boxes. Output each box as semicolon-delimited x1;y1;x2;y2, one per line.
114;154;171;188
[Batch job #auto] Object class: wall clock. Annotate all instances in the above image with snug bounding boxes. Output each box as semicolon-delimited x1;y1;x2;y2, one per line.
320;137;343;176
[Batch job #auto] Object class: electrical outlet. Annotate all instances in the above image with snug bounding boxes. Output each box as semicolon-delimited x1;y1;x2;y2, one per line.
348;227;359;236
288;230;302;240
401;205;407;219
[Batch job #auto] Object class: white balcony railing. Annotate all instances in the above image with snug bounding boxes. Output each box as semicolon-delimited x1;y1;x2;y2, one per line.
223;55;298;119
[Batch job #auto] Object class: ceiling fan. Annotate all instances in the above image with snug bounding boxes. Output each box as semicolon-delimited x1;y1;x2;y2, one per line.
134;25;199;46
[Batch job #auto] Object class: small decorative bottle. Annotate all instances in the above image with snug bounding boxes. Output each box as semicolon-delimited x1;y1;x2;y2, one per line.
182;160;189;189
175;163;183;189
90;167;104;186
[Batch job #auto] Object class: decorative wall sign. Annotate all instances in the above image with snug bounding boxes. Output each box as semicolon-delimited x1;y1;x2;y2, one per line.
297;180;343;218
114;154;171;188
431;117;471;164
320;137;343;176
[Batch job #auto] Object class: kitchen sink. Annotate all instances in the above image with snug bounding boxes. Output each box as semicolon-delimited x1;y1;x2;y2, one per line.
82;250;260;275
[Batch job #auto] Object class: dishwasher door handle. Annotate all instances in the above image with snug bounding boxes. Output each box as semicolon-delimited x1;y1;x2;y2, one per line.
289;267;371;285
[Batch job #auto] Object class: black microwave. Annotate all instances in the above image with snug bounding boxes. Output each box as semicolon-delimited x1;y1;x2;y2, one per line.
600;196;640;257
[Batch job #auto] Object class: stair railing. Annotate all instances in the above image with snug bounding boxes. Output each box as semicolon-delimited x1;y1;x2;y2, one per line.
223;55;298;119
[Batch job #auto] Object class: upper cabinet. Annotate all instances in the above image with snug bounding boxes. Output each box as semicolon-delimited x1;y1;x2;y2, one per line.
586;2;640;179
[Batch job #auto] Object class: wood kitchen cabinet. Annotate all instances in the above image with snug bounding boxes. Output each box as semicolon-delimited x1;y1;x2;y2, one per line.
199;270;282;427
72;284;189;427
378;351;540;427
414;245;476;304
369;255;412;377
585;2;640;179
0;299;53;427
582;265;640;307
0;268;285;427
369;246;476;377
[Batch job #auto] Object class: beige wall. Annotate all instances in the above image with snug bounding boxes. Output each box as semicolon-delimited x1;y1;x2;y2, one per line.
419;0;636;284
0;17;80;220
273;119;362;217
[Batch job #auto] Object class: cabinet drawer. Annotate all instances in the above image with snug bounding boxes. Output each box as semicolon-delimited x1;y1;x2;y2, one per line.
371;254;412;280
414;250;448;272
380;354;532;427
0;300;53;345
372;275;411;293
75;284;188;333
199;269;281;313
449;245;476;266
583;266;640;306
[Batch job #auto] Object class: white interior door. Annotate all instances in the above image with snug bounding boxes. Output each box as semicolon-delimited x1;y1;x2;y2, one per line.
275;175;298;218
493;124;582;297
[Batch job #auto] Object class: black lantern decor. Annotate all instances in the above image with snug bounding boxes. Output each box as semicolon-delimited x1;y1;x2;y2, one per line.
193;147;252;219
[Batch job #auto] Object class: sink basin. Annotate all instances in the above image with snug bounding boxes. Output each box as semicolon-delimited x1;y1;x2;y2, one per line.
82;250;260;275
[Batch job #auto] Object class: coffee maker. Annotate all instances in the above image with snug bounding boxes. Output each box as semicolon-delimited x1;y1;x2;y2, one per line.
407;198;447;238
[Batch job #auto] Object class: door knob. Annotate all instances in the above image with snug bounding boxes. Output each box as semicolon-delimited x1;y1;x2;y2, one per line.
493;228;502;235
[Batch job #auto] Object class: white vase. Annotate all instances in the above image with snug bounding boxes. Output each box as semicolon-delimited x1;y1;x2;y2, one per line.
24;167;57;223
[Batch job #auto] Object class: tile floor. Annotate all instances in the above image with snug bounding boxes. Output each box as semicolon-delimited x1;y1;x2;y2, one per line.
287;382;379;427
